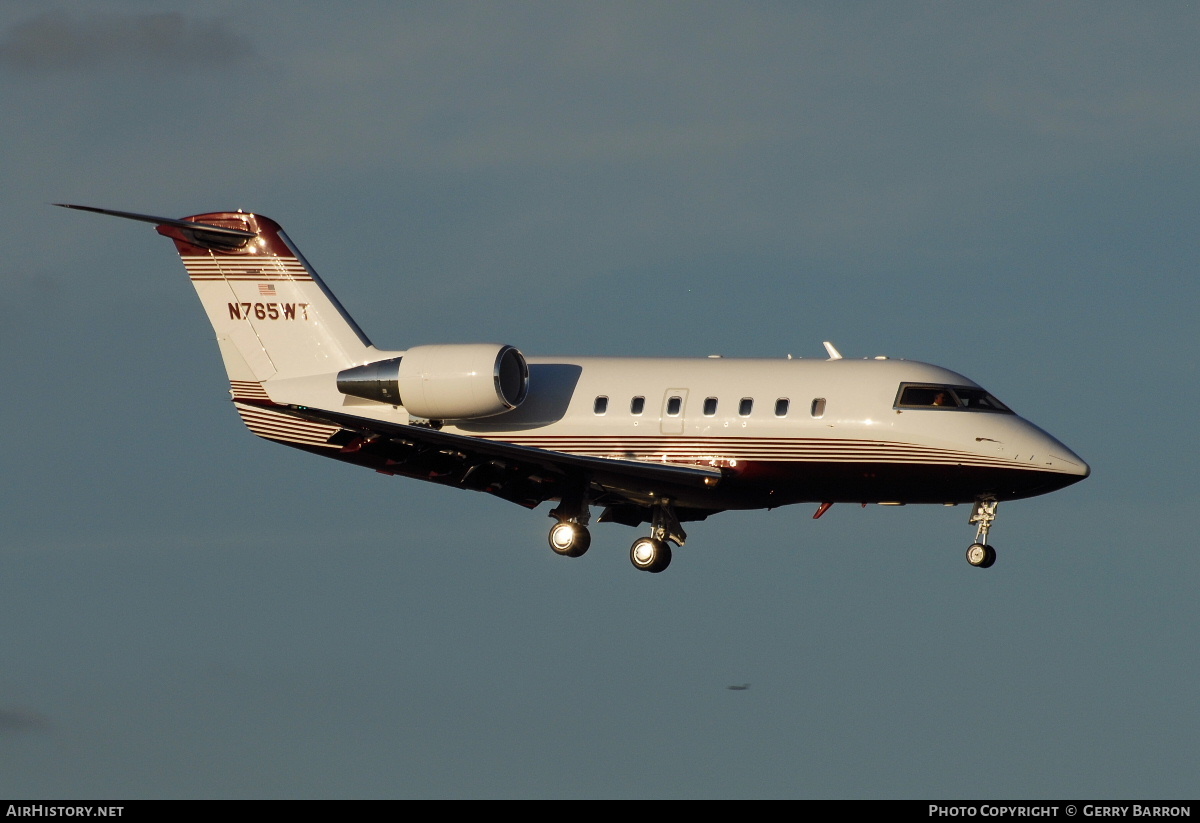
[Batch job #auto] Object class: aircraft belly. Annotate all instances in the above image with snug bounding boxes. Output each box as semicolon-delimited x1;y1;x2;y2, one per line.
724;459;1086;506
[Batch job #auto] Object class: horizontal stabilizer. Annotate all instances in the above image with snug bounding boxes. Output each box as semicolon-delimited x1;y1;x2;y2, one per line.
55;203;256;250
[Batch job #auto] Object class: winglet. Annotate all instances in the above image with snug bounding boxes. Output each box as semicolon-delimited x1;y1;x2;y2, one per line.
823;341;843;360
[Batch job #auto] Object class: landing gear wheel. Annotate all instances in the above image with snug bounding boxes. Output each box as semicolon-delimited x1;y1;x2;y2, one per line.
630;537;672;573
966;543;996;568
548;522;590;558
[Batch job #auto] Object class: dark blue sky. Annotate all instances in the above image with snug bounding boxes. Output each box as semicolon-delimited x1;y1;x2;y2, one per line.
1;2;1197;798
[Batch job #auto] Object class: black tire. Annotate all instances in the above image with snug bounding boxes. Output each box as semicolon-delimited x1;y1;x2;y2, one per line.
630;537;672;573
979;544;997;568
966;543;989;567
549;522;590;558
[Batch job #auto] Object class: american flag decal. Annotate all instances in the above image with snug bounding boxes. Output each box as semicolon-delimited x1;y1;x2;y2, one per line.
258;283;277;296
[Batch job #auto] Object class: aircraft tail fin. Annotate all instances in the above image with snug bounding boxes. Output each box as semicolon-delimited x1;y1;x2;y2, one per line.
57;205;375;385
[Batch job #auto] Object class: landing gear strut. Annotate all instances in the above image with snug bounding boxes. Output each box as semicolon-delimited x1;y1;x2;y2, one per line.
966;497;998;568
547;480;591;558
629;499;686;573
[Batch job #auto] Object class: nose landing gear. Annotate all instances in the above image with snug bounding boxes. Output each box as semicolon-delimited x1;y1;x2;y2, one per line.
966;542;997;568
966;497;998;568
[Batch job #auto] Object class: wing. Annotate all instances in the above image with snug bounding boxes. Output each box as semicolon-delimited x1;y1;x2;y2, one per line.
264;402;725;515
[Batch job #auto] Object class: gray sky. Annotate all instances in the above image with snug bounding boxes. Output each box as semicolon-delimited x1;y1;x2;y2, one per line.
1;1;1197;799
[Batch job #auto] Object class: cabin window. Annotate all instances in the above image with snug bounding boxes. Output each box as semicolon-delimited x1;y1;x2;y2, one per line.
630;396;645;415
811;398;826;418
738;398;753;417
775;398;790;417
666;396;682;416
594;396;608;415
703;397;718;416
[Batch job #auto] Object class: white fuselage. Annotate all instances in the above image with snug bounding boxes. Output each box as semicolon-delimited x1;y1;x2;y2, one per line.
268;351;1089;510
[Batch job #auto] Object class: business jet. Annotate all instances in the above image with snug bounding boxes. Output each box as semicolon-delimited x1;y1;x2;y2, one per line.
58;204;1089;573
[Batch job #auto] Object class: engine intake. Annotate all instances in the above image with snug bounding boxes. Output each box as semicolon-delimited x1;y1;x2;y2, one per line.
337;344;528;420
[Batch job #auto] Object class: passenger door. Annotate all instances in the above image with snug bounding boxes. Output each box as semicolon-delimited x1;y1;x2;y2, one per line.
660;389;688;435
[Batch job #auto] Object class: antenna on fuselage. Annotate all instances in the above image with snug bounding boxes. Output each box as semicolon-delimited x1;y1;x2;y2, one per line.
823;341;843;360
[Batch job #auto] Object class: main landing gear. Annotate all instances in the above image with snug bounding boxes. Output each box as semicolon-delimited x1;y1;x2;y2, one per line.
630;536;672;573
629;499;686;573
547;493;686;574
966;497;998;568
548;520;590;558
547;482;591;558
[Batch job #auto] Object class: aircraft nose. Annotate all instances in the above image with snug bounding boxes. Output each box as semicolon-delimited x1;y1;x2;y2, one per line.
1046;447;1090;478
1014;429;1090;496
1031;426;1089;478
1016;422;1090;480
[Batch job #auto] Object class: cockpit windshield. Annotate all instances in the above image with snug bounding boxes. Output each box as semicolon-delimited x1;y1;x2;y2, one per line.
895;383;1013;413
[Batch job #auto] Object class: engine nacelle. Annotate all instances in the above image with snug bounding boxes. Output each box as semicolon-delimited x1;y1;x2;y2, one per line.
336;344;528;420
